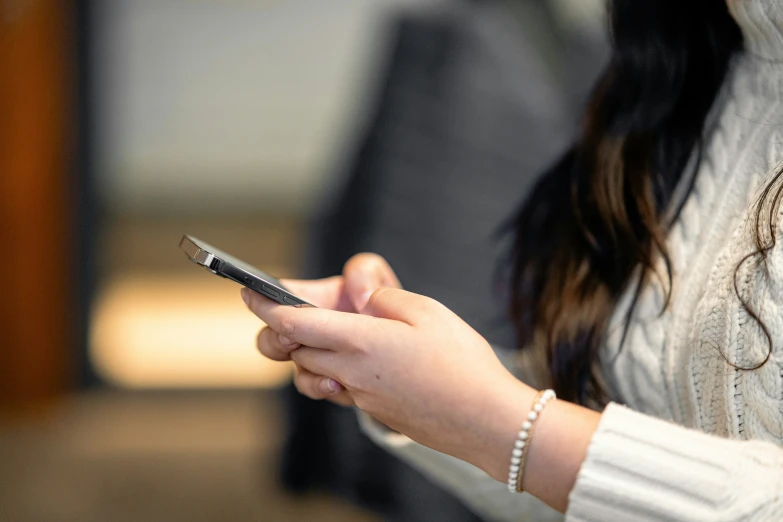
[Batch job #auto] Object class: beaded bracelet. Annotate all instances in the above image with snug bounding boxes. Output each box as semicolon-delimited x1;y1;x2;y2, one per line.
507;388;556;493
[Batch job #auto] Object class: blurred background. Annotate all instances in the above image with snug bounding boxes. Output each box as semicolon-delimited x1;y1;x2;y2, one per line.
0;1;606;521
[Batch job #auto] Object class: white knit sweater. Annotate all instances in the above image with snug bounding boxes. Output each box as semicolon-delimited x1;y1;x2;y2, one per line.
360;1;783;521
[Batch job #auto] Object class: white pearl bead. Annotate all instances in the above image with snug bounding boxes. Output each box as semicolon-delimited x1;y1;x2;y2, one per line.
508;392;556;496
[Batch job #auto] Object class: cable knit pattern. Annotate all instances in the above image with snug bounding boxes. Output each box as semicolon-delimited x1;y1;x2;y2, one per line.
567;404;783;522
567;2;783;520
360;2;783;521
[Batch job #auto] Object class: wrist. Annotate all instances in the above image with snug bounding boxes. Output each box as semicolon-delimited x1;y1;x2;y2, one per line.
471;376;538;482
455;371;602;512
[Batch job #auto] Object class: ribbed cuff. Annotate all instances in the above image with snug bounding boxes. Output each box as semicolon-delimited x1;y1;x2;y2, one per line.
566;403;781;522
357;411;564;522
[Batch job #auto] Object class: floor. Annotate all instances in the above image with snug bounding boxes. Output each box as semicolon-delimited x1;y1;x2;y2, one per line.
0;390;379;522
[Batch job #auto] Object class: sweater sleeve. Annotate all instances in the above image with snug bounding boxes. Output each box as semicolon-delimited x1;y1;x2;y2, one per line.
358;413;563;522
566;403;783;522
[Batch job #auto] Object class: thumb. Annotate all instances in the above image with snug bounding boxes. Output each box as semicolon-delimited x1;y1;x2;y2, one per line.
343;253;400;311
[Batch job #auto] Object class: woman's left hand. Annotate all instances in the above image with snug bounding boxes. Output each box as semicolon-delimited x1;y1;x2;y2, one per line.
243;286;534;480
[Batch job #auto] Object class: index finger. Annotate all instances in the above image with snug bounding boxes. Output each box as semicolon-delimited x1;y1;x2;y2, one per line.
242;287;404;351
342;253;401;311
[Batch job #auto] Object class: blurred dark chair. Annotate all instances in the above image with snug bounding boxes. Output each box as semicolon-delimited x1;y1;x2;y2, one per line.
278;2;607;521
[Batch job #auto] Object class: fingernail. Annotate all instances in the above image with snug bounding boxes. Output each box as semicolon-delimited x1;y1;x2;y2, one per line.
241;288;250;307
360;290;373;307
327;379;343;393
279;334;296;346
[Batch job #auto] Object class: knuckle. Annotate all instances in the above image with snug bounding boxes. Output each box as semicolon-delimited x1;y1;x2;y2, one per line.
344;252;386;274
278;317;297;340
314;313;331;334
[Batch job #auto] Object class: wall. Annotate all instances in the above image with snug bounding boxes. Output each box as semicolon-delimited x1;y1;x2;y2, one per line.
93;0;430;216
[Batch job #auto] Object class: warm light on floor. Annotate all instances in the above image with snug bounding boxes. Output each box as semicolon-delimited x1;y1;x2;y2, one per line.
90;275;294;388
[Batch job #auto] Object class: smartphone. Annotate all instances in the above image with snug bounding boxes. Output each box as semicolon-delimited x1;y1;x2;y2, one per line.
179;234;312;307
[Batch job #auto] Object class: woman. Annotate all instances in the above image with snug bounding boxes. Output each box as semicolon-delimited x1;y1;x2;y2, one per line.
242;0;783;520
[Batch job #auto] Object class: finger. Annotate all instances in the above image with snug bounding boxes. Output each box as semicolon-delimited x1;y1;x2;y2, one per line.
293;366;344;400
343;253;401;311
328;392;356;408
279;276;354;311
256;325;300;361
363;287;438;325
294;366;355;406
244;288;404;351
290;347;343;380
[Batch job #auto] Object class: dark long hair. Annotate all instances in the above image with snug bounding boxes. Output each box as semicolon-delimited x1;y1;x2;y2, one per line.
509;0;782;405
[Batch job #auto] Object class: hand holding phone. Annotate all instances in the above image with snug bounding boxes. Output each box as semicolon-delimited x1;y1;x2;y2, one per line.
182;237;402;408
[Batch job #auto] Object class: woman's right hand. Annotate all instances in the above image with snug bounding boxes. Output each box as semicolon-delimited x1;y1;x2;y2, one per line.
251;253;401;406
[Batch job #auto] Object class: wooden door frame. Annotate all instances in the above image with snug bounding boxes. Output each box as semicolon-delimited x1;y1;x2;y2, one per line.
0;0;75;407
